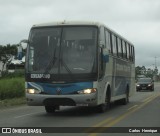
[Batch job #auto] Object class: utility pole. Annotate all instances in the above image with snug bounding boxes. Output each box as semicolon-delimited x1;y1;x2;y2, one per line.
154;56;157;69
154;56;159;81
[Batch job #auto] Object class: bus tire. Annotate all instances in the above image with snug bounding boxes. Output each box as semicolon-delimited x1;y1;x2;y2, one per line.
45;106;57;113
121;87;129;105
97;88;111;113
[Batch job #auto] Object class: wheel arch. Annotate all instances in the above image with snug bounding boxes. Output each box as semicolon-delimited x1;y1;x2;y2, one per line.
102;82;111;103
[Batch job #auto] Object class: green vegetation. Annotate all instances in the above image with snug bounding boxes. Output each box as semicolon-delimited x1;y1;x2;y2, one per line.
0;44;26;107
0;77;25;100
1;70;25;78
0;97;26;108
0;44;18;72
135;66;160;80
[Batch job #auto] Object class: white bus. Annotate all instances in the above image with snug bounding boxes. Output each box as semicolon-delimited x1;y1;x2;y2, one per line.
23;21;135;113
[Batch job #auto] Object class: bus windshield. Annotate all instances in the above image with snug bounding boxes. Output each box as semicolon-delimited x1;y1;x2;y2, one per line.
26;26;98;81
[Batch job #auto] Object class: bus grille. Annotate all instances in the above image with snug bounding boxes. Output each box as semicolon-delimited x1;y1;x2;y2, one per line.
43;98;76;106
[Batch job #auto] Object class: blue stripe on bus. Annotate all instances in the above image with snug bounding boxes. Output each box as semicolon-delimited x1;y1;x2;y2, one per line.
103;55;109;63
27;82;93;95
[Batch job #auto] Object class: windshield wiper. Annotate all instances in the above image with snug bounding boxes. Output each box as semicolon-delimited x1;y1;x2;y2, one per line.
59;58;75;81
44;47;57;73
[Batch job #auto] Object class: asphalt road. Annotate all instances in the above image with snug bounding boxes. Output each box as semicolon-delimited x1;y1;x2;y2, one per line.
0;83;160;136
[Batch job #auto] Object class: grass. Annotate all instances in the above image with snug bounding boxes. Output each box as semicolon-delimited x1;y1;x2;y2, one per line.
0;77;25;100
0;97;26;109
0;77;26;108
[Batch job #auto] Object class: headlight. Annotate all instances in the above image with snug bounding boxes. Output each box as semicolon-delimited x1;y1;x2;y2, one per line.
148;84;151;86
136;84;140;86
77;88;97;94
26;89;41;94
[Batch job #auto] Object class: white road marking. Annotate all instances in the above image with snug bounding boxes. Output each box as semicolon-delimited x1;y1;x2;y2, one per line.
14;111;44;118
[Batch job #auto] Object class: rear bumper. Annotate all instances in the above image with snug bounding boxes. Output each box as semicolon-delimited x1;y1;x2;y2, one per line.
26;93;97;106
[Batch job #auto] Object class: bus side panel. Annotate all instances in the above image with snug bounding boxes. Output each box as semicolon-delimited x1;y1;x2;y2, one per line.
114;59;132;96
130;63;136;96
107;56;134;102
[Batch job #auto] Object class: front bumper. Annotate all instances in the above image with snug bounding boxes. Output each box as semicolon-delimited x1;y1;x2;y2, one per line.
26;93;97;106
136;85;153;91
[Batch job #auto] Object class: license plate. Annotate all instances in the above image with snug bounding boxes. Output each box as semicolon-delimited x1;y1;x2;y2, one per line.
142;87;146;89
76;104;88;106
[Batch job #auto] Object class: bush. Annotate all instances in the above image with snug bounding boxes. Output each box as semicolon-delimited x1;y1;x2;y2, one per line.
1;70;25;78
0;77;25;100
0;97;26;108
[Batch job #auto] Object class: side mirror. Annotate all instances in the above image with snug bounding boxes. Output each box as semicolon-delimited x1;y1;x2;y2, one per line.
99;41;105;48
19;39;28;49
20;39;28;44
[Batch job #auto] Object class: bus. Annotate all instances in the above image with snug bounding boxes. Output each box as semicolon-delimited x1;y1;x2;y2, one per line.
22;21;135;113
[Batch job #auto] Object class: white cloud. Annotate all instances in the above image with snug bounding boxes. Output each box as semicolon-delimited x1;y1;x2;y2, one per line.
0;0;160;69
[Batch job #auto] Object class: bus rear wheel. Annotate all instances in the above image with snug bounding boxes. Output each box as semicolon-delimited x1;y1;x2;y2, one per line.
121;89;129;105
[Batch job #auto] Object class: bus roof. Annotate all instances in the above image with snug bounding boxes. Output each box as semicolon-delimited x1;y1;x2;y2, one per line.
32;20;104;28
32;20;134;46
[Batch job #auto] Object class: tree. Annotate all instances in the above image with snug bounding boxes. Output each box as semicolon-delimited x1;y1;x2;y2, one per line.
153;67;158;75
135;66;146;78
135;66;142;78
146;68;154;78
135;65;159;79
0;44;17;72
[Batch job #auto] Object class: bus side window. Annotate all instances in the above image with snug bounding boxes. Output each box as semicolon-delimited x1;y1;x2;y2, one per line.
117;38;122;57
111;34;117;56
105;29;111;53
133;46;135;62
99;46;103;78
129;45;132;61
110;33;113;54
121;39;123;58
131;45;135;62
126;43;130;60
122;40;127;59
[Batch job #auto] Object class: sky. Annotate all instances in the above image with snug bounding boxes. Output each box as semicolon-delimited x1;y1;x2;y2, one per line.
0;0;160;71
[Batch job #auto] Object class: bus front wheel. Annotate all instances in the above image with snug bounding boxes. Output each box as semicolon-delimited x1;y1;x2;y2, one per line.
97;90;110;113
45;105;58;113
